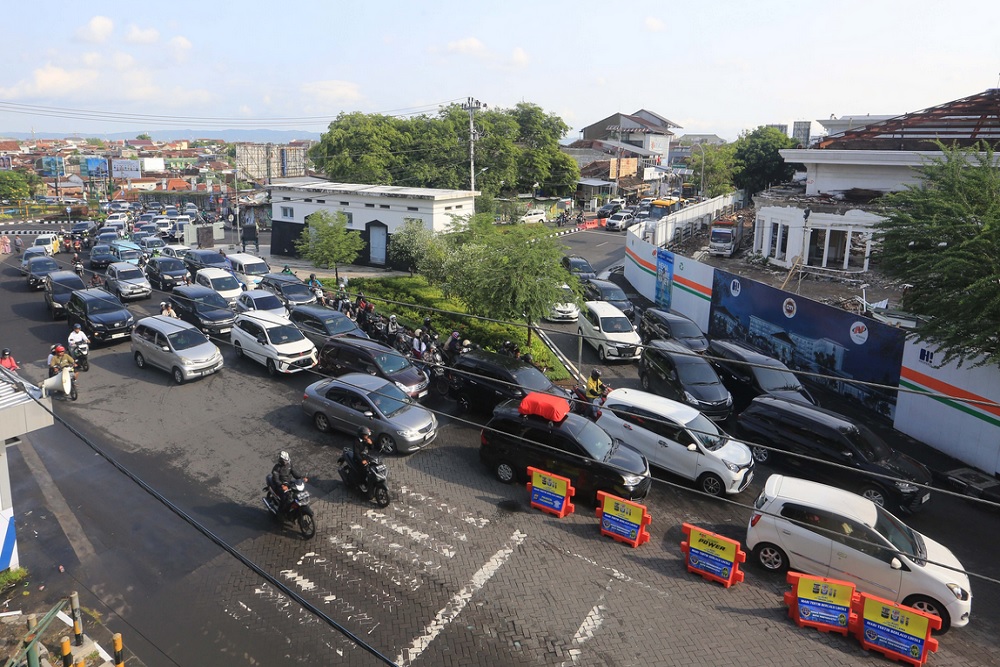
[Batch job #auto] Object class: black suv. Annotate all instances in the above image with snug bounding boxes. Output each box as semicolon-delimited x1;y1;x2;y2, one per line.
288;304;367;347
70;220;98;239
65;288;135;344
582;279;634;318
25;256;60;290
638;308;708;353
707;339;817;411
182;249;230;277
44;270;86;319
447;349;570;413
144;255;190;290
259;273;318;306
89;244;116;270
317;337;429;399
638;339;732;421
596;202;622;218
736;396;933;513
562;255;597;282
168;285;236;335
480;397;651;502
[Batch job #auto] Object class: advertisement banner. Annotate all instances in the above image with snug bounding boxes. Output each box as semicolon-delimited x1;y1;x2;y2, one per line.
595;492;650;548
526;467;575;518
783;572;856;635
39;156;65;177
111;159;141;179
680;523;746;588
655;247;674;309
82;157;108;178
860;596;931;663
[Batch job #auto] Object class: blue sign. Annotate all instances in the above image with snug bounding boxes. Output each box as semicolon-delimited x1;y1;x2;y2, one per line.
655;247;674;309
599;495;643;541
531;487;563;512
687;547;732;580
861;597;928;661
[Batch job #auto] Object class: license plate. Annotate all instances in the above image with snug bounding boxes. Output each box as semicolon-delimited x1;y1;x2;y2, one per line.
110;332;128;339
219;328;231;334
921;493;931;504
418;390;428;398
425;431;435;441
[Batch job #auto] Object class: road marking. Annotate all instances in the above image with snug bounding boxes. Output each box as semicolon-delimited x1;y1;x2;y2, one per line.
396;529;527;666
594;241;607;248
397;486;490;527
326;535;423;591
561;580;611;665
279;569;317;591
364;510;456;558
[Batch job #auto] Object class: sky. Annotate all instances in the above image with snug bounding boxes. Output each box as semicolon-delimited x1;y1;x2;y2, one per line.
1;1;998;142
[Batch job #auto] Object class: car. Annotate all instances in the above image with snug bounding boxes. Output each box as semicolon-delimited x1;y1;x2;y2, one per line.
109;240;144;266
235;289;289;319
302;374;438;454
578;301;642;362
103;218;129;235
605;211;634;232
130;232;153;246
87;244;115;271
32;233;58;255
137;236;166;256
144;256;190;291
137;223;159;236
70;221;98;239
130;316;224;384
288;304;367;346
446;348;570;413
707;339;817;410
164;207;179;219
183;249;230;277
19;247;48;274
318;337;429;400
65;288;135;344
25;256;61;289
94;232;119;247
480;393;652;502
746;475;971;631
544;283;580;322
168;216;192;241
258;273;318;306
137;213;156;225
152;217;172;235
582;279;634;318
639;339;732;421
168;285;236;336
596;388;754;496
160;244;191;259
596;202;622;218
638;308;708;353
231;311;318;376
735;396;933;513
227;253;270;289
562;255;597;282
104;262;153;301
195;267;245;306
519;209;546;224
146;201;163;213
44;271;86;319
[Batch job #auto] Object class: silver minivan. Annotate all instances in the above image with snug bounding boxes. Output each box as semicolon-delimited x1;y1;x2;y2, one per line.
227;253;270;289
130;316;224;384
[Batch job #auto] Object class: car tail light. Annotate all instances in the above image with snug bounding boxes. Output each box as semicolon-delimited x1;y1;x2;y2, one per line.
595;409;603;420
480;430;488;446
749;513;762;527
302;394;308;401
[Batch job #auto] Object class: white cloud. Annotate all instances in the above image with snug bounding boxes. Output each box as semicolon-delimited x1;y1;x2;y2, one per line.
81;52;102;67
126;25;159;44
76;16;114;43
168;35;193;62
447;37;487;57
300;80;364;106
239;105;253;116
510;47;529;67
644;17;665;32
0;64;99;98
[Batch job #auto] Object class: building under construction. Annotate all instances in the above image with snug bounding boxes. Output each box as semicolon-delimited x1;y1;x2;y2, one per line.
235;143;309;183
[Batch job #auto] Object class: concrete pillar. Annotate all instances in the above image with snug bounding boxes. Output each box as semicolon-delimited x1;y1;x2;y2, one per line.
863;234;873;272
843;227;852;270
821;228;831;268
775;223;785;261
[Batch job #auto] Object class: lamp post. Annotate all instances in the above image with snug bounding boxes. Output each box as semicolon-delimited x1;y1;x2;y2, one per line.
695;143;706;198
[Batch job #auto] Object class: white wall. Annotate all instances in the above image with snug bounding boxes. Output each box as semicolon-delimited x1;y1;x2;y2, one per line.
754;204;881;270
807;162;921;195
141;157;165;172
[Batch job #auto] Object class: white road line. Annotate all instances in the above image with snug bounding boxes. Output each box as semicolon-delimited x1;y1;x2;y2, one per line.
326;535;423;591
560;584;609;666
364;510;456;558
594;241;607;247
279;569;317;591
397;486;491;527
396;529;527;666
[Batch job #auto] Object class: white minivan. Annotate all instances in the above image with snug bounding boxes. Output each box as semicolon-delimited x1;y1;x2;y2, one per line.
227;253;271;289
747;475;972;631
596;388;754;496
578;301;642;361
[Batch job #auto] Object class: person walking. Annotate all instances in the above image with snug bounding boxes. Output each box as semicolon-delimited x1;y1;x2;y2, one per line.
0;234;10;254
13;235;23;254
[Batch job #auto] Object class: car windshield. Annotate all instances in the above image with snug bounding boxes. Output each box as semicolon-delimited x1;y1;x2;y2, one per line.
210;275;241;291
368;384;410;418
156;258;185;272
119;250;141;261
559;286;575;302
118;268;144;281
281;282;312;299
843;423;893;462
753;363;803;392
144;238;165;249
199;254;227;267
192;292;229;311
373;350;411;374
572;419;615;462
511;366;553;392
569;259;593;273
92;245;111;255
243;261;269;276
52;276;85;294
322;314;357;335
687;413;727;451
601;286;627;301
253;294;284;311
89;298;124;315
266;324;306;345
31;258;59;272
710;229;733;243
600;316;633;333
676;358;720;385
671;318;703;339
168;329;208;351
873;505;923;560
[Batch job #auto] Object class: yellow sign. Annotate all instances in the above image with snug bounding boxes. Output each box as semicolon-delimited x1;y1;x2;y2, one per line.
532;469;567;497
797;577;853;605
602;495;641;523
862;597;930;637
689;527;736;561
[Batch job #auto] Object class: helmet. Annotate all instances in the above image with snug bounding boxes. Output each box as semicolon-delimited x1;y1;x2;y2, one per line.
283;264;290;270
423;317;432;326
358;426;372;439
389;315;396;322
451;331;460;339
310;273;316;280
591;368;602;380
414;329;422;337
73;323;82;330
462;339;471;347
1;349;9;357
160;302;167;308
50;345;57;353
522;353;533;363
55;345;66;354
279;451;290;464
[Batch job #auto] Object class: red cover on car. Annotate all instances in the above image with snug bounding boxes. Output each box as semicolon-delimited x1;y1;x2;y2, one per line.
519;392;570;422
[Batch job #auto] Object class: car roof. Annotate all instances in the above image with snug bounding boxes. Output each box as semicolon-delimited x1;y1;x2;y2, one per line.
76;287;123;303
764;474;877;526
263;272;302;283
745;395;853;428
27;255;57;264
163;244;189;251
645;307;695;325
198;267;233;278
459;348;536;372
605;388;699;422
585;279;619;291
172;284;214;296
47;270;84;282
189;248;222;257
584;300;627;317
710;339;780;365
227;252;264;262
647;338;697;355
109;262;141;271
236;310;293;326
330;373;389;392
291;304;342;317
138;315;200;333
326;336;396;353
243;289;274;299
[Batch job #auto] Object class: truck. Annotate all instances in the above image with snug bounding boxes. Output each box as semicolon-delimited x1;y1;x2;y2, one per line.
708;216;745;257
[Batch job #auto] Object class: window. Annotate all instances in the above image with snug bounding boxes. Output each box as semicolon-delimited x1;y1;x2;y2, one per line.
365;203;375;208
455;205;463;209
445;206;452;211
340;201;349;206
379;204;389;209
317;199;325;204
281;206;294;218
282;197;290;201
304;198;312;203
407;206;418;211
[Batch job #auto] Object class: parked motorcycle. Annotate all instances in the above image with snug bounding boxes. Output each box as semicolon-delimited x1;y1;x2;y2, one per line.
262;477;316;539
338;446;391;507
70;341;90;372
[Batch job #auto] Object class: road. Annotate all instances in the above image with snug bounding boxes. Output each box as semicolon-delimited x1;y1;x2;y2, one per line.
1;222;998;666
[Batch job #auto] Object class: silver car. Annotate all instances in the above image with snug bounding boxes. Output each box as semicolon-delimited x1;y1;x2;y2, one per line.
302;373;438;454
130;316;224;384
105;262;153;301
234;289;288;318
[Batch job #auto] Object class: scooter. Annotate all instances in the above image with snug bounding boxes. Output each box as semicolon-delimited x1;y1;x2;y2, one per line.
70;341;90;372
570;384;611;419
262;476;316;539
73;260;85;279
338;445;391;507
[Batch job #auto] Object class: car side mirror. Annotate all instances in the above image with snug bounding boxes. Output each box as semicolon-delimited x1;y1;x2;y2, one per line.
890;557;902;570
687;443;697;452
161;345;170;352
364;410;374;420
256;336;266;345
841;451;853;459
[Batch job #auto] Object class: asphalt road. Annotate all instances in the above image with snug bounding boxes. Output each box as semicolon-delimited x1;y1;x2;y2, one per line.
1;224;999;666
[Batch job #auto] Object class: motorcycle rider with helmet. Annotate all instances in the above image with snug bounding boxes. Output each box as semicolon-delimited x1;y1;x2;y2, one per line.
0;349;19;372
270;451;307;513
585;368;608;418
352;427;375;488
49;345;77;381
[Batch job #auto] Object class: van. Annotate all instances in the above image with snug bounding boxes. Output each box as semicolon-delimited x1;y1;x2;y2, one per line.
227;253;271;288
747;475;971;631
33;233;58;255
110;240;143;265
130;315;224;384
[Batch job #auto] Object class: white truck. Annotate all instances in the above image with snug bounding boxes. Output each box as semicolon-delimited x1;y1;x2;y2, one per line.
708;216;745;257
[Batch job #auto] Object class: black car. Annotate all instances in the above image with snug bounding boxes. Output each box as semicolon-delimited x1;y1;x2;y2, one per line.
638;308;709;353
44;271;86;319
736;396;933;513
582;279;634;318
65;288;135;344
259;273;318;306
182;249;230;277
317;337;429;399
89;244;116;270
288;304;368;347
638;339;733;421
447;349;570;413
480;396;651;503
562;255;597;282
144;256;190;291
596;202;622;218
25;256;60;289
168;285;236;336
707;339;817;411
70;221;98;239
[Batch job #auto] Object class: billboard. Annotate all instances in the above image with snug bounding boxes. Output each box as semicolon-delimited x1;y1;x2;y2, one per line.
0;156;11;171
111;159;141;179
81;157;108;178
39;156;65;177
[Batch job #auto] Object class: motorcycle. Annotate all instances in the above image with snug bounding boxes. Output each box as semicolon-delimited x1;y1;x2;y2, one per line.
570;384;611;419
338;446;391;507
73;239;82;253
73;260;85;279
556;212;569;227
70;341;90;372
82;236;92;250
262;476;316;539
61;237;73;253
422;343;451;396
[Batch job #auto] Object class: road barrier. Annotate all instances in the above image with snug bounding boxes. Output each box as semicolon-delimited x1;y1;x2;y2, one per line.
783;572;857;636
595;492;650;548
853;592;940;666
526;467;575;518
679;523;745;588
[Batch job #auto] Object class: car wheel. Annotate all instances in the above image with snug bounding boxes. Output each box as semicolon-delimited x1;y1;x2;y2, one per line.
378;433;397;455
859;485;888;508
640;373;651;391
234;341;243;358
266;358;278;376
698;473;725;497
313;412;331;433
598;346;607;361
494;461;516;484
902;595;951;633
171;367;184;385
752;543;788;572
751;446;770;464
134;352;146;369
116;289;124;301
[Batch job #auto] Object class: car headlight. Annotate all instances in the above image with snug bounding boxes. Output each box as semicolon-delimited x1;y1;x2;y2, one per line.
946;583;969;600
894;481;918;493
725;394;733;405
395;381;409;392
723;459;740;473
92;322;106;330
683;390;698;404
621;474;645;487
397;428;419;439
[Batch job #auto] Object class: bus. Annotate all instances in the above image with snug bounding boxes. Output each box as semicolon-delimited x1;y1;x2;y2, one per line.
647;197;683;223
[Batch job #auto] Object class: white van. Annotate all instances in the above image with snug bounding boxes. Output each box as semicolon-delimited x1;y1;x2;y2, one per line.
33;233;58;255
578;300;642;361
747;475;972;631
227;253;271;288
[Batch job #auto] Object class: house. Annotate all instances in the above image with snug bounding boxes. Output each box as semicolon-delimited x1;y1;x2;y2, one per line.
580;110;681;160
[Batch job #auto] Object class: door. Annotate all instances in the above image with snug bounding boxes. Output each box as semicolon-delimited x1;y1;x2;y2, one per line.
775;504;835;576
369;224;387;265
149;331;170;371
827;520;904;602
654;422;701;481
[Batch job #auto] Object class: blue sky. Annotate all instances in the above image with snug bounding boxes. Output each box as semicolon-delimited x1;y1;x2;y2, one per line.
1;1;998;141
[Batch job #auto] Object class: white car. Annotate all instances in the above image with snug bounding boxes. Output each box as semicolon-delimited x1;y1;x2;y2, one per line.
545;284;580;322
195;267;245;306
747;475;972;632
161;244;191;260
32;233;58;255
605;211;634;232
578;300;642;361
153;216;173;235
519;209;546;224
234;289;288;318
230;311;318;376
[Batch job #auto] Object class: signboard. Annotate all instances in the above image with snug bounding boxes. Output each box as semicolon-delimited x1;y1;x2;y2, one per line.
82;157;108;178
655;247;674;309
526;467;575;518
854;593;940;666
0;155;11;171
595;491;650;548
111;159;141;179
39;156;65;177
783;572;856;635
680;523;745;588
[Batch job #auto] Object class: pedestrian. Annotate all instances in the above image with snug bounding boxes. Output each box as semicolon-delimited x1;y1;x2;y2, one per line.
0;234;10;254
13;235;23;254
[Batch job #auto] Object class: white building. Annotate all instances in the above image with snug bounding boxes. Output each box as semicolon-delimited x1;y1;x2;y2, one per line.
268;179;478;265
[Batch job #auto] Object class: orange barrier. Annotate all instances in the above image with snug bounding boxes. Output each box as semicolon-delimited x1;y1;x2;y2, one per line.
526;467;575;518
852;592;940;666
577;219;600;230
783;572;858;636
595;491;650;548
679;523;745;588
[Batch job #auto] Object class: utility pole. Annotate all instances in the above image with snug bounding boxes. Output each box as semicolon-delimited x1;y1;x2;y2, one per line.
462;97;486;190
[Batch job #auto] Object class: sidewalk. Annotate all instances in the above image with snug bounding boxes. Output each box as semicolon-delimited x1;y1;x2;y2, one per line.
216;239;409;285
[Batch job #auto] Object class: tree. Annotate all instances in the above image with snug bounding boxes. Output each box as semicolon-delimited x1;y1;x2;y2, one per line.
136;133;151;140
387;219;435;276
875;142;1000;367
731;126;797;195
0;170;30;202
309;112;404;184
85;138;105;148
294;211;366;283
18;170;43;199
686;143;737;198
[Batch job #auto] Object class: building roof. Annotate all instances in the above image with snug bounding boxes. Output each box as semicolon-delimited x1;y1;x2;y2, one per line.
581;111;681;139
269;179;477;201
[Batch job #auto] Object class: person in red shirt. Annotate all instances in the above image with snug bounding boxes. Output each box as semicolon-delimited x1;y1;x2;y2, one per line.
0;348;19;372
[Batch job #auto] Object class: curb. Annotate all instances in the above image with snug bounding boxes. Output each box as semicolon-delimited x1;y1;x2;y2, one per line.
534;324;583;385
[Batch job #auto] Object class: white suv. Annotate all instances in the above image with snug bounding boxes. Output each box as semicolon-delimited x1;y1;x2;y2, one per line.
519;209;546;224
605;211;634;232
747;475;972;631
231;311;318;376
596;388;753;496
195;267;244;306
578;301;641;361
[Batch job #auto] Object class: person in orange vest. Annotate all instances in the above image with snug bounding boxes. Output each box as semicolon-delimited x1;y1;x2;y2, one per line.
0;348;19;372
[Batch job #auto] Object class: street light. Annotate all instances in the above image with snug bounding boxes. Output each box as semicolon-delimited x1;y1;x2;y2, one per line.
694;143;706;198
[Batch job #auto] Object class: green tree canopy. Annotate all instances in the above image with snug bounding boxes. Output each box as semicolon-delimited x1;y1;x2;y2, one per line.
387;219;436;276
0;170;30;202
875;142;1000;367
136;133;151;140
685;143;737;198
731;126;797;195
294;210;366;282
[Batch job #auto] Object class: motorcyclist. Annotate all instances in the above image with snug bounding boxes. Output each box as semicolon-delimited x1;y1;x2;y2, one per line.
585;368;608;418
353;427;375;486
281;264;295;275
270;451;306;513
306;273;322;290
411;328;426;359
0;349;19;372
68;323;90;350
49;345;76;381
89;272;103;288
445;331;462;356
386;314;400;339
160;301;179;318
